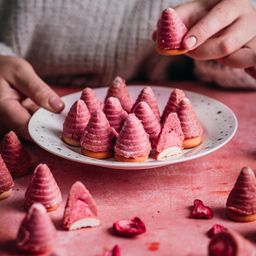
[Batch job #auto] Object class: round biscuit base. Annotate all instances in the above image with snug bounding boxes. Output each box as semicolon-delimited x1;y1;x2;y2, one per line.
115;154;148;162
46;203;61;212
62;135;81;147
156;45;188;56
0;189;12;201
81;148;113;159
183;136;203;149
226;209;256;222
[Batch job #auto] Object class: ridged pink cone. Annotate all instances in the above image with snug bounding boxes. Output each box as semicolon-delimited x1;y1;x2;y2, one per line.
16;203;56;254
62;100;91;145
208;229;255;256
80;87;102;114
104;97;128;133
161;88;186;122
63;181;100;230
177;98;203;139
0;154;14;200
133;101;161;147
156;8;187;50
115;114;151;160
80;109;117;154
155;113;184;160
105;76;132;113
1;131;32;177
226;167;256;220
132;86;160;121
25;164;62;212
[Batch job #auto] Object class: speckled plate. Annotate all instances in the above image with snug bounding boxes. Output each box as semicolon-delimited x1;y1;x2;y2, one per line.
28;85;237;170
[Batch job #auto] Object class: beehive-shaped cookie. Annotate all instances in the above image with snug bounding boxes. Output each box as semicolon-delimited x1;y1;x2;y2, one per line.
62;100;91;146
80;87;102;114
25;164;62;212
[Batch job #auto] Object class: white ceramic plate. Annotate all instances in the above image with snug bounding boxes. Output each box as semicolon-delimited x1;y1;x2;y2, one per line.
28;86;237;170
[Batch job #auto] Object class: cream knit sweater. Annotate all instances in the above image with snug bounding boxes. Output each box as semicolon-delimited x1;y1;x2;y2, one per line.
0;0;255;88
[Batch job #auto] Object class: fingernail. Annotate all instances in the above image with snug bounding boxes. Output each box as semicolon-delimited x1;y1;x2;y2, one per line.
184;36;197;50
48;96;64;112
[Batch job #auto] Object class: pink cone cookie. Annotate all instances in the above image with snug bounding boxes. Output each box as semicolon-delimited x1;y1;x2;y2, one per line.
226;166;256;222
62;100;91;146
155;113;184;160
80;109;117;159
104;97;128;133
0;154;14;200
177;98;203;148
105;76;132;113
208;229;256;256
133;101;161;147
1;131;32;177
25;164;62;212
154;8;188;56
16;203;56;254
63;181;100;230
80;87;102;114
161;88;186;122
132;86;160;121
114;114;151;162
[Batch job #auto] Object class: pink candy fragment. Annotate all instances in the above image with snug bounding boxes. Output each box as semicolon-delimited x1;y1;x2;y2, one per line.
207;224;227;238
100;245;121;256
191;199;214;219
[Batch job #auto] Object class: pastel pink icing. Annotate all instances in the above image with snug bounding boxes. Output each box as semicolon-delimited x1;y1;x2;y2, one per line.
16;203;56;254
133;101;161;147
161;88;186;122
177;98;203;139
226;166;256;216
0;154;14;193
155;113;184;153
62;100;91;142
114;114;151;159
105;76;132;113
132;86;160;120
63;181;98;229
80;109;117;152
80;87;103;114
208;229;255;256
25;164;62;210
156;8;188;50
1;131;31;177
104;97;128;133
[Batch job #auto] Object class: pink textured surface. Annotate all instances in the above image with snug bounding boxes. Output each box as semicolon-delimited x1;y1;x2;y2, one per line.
0;82;256;256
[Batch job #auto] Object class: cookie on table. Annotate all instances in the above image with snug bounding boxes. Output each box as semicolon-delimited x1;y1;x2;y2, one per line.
114;114;151;162
62;100;91;146
80;109;117;159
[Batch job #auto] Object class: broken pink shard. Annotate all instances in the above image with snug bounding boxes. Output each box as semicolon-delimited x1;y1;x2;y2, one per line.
80;109;117;153
208;229;255;256
100;245;121;256
63;181;100;230
16;203;56;254
132;87;160;121
105;76;132;113
155;113;184;159
226;166;256;218
156;8;187;50
207;224;227;239
191;199;214;219
1;131;32;177
113;217;146;237
25;164;62;212
104;97;128;133
80;87;103;114
133;101;161;147
161;88;186;123
177;98;203;140
62;100;91;144
114;114;151;160
0;154;14;199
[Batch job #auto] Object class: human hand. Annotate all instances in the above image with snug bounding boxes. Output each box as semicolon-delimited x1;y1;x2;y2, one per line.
175;0;256;78
0;56;64;139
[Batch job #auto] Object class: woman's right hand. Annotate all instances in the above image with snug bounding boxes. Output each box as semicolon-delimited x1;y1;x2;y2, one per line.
0;56;64;139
